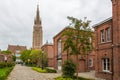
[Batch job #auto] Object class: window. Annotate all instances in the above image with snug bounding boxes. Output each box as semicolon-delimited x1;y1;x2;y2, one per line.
102;58;110;72
57;39;62;58
106;28;111;42
100;30;104;43
89;59;93;67
16;50;20;53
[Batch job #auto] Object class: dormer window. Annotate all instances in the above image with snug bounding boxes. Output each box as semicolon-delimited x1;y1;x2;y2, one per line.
100;30;104;43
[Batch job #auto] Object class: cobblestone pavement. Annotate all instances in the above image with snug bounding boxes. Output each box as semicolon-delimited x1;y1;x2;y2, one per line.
7;64;61;80
7;64;104;80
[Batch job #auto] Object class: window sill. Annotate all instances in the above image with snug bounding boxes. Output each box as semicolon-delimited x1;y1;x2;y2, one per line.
98;41;112;45
102;70;112;74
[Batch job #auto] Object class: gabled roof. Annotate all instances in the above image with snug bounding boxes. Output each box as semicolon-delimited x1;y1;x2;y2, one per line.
92;17;112;28
53;26;72;39
7;45;27;53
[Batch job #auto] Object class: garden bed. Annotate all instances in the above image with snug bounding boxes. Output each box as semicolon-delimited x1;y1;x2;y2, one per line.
54;76;94;80
32;67;57;73
0;67;14;80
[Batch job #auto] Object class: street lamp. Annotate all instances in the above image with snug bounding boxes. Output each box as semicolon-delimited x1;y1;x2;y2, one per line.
41;51;44;70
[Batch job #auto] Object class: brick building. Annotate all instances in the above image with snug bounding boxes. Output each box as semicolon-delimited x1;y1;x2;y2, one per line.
41;43;54;67
7;45;26;63
53;27;95;72
93;0;120;79
0;51;12;62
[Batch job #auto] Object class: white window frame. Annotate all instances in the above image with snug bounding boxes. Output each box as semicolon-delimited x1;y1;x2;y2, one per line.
102;58;110;72
106;28;111;42
89;58;93;67
101;30;105;43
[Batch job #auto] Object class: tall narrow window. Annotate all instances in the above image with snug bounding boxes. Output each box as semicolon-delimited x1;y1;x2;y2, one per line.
58;39;62;59
102;58;110;72
89;58;93;67
106;28;111;42
100;30;104;43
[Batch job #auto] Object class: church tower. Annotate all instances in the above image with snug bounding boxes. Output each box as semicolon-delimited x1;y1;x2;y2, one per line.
32;5;43;49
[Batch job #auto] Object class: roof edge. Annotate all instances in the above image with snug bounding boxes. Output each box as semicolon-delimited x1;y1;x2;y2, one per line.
92;17;112;28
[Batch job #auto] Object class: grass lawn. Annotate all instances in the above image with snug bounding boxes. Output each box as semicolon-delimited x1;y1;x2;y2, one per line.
0;67;14;80
54;76;95;80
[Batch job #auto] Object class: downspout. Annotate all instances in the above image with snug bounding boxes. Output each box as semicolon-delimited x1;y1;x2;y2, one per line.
111;20;114;80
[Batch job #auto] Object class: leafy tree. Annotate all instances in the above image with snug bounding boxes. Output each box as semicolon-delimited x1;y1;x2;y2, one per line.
62;16;94;79
1;50;11;54
30;50;42;66
12;55;16;62
30;50;48;68
20;50;31;63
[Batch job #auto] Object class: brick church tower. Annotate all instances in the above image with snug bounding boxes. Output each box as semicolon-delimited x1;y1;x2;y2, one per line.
32;5;43;49
112;0;120;79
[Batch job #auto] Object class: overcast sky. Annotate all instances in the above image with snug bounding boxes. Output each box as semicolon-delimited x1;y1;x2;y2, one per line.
0;0;112;50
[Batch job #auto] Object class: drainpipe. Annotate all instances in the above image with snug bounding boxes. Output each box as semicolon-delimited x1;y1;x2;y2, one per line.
111;20;114;80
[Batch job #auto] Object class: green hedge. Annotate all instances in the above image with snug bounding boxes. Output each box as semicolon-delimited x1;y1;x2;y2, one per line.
0;67;14;80
32;67;57;73
62;60;76;78
55;76;94;80
0;62;15;68
46;68;57;73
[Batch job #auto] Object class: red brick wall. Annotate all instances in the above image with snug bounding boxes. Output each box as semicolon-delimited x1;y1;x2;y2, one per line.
41;44;54;67
94;20;113;80
112;0;120;80
53;27;95;72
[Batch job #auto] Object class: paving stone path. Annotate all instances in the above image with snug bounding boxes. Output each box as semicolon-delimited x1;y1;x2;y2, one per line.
7;64;61;80
7;64;104;80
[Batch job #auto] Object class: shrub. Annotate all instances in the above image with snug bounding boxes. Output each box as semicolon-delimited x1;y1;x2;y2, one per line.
46;68;57;73
55;76;73;80
32;67;47;73
55;76;94;80
32;67;57;73
7;62;15;67
0;62;15;68
62;60;76;78
0;62;6;68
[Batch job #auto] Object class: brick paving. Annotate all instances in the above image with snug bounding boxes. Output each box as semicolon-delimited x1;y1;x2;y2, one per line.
7;64;61;80
7;64;104;80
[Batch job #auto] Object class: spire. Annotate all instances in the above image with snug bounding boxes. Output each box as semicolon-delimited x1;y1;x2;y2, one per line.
35;4;41;25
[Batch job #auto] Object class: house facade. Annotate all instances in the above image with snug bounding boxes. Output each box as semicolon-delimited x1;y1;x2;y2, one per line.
41;43;54;67
0;51;12;62
93;0;120;80
53;27;95;72
7;45;26;63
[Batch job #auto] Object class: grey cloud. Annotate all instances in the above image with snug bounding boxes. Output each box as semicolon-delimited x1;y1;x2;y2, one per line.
0;0;112;50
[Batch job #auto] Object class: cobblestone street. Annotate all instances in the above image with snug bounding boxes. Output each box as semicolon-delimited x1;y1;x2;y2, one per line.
7;64;61;80
7;64;103;80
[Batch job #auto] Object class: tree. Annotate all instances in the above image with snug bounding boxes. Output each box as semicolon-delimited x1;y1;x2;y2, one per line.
12;55;16;62
30;50;42;67
30;50;48;68
1;50;12;54
20;50;31;63
62;16;94;79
